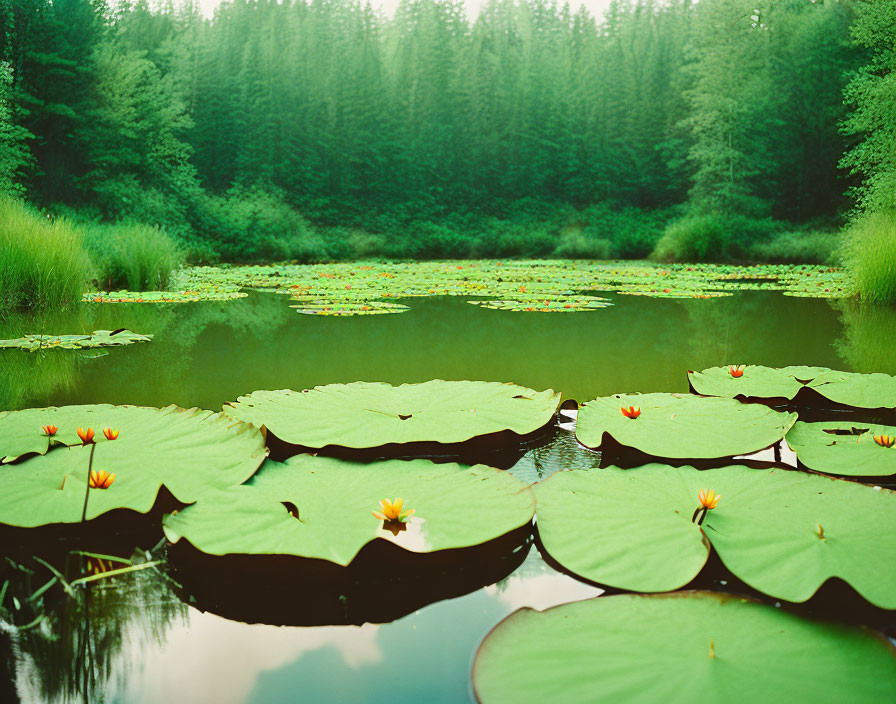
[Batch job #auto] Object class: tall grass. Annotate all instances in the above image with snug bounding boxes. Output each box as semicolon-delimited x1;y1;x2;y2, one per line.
843;211;896;305
0;197;91;313
82;222;185;290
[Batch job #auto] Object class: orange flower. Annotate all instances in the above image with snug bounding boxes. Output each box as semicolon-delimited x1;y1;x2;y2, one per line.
103;428;119;441
873;434;895;448
42;425;58;437
698;489;721;510
76;427;95;444
729;365;746;378
88;469;116;489
620;406;641;419
373;497;415;523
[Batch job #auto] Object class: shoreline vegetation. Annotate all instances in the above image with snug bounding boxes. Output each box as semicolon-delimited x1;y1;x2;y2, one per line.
0;0;893;313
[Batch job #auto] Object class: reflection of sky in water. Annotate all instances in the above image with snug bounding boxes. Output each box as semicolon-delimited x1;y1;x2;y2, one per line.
95;551;599;704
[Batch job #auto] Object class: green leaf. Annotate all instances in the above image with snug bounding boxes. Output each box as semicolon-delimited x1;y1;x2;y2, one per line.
0;406;267;526
533;464;896;607
473;592;896;704
163;455;535;566
689;366;896;409
224;380;561;451
786;421;896;476
0;329;152;352
576;393;796;459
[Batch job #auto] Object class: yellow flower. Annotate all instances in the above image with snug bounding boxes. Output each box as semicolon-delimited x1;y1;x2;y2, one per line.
873;434;895;448
373;497;415;523
89;469;116;489
698;489;721;510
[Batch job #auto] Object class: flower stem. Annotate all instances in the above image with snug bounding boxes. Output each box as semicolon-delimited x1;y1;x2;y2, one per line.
80;444;95;523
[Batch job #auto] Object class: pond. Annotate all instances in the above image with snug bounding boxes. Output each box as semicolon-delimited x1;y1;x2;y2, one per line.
2;263;896;703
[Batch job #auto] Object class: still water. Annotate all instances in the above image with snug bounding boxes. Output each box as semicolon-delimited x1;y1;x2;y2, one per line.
1;290;894;703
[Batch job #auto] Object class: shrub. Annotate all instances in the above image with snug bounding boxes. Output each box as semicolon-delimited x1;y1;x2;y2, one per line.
749;230;842;265
578;203;671;258
552;230;613;259
842;211;896;305
190;188;329;262
651;212;782;263
0;197;91;312
82;221;185;290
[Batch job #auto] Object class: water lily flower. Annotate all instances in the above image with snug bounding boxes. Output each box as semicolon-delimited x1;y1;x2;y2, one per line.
88;469;116;489
77;427;95;444
874;434;895;448
42;425;58;437
729;365;746;378
373;497;415;523
620;406;641;419
103;428;119;441
698;489;721;510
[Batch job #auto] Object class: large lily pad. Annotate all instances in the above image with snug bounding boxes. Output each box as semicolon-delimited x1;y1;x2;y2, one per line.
786;421;896;477
163;456;535;565
224;381;561;454
689;366;896;409
0;405;267;526
575;393;796;459
534;464;896;607
0;329;152;352
473;591;896;704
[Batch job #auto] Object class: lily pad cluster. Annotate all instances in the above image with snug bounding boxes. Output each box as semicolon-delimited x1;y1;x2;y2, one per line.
575;393;797;459
164;260;853;317
0;404;267;525
689;364;896;409
224;380;561;454
533;463;896;608
0;329;152;352
473;592;896;704
83;288;246;303
163;455;535;565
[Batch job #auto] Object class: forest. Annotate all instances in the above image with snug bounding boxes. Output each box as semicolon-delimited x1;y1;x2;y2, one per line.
0;0;894;300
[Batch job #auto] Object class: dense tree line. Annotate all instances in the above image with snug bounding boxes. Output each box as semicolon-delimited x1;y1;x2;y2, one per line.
0;0;892;261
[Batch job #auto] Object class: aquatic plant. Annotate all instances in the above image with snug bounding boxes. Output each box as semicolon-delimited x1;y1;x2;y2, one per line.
373;497;415;523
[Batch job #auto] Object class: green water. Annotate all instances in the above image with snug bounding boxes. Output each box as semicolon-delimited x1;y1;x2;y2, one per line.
2;290;895;703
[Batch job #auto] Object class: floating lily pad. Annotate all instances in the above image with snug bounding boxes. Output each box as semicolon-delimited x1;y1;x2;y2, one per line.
533;464;896;607
785;421;896;477
0;405;267;526
224;381;561;456
467;295;611;312
289;300;410;316
163;456;535;565
689;366;896;409
575;393;796;459
83;289;247;303
0;329;152;352
472;592;896;704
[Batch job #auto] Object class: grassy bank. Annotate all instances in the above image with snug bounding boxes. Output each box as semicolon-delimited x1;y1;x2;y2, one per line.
0;198;91;313
842;212;896;305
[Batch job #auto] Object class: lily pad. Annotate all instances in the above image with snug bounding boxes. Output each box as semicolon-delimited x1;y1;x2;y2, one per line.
689;366;896;409
0;405;267;526
163;456;535;565
0;329;152;352
224;380;561;455
785;421;896;477
83;289;247;303
467;295;611;312
533;464;896;607
289;300;410;316
472;592;896;704
575;393;796;459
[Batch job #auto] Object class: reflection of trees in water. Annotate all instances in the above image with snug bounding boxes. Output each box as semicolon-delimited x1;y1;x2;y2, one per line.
509;430;600;484
2;552;185;703
2;292;292;410
833;300;896;375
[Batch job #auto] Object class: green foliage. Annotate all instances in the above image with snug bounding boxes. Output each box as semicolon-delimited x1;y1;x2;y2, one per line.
82;221;184;291
840;0;896;215
843;211;896;305
0;197;91;313
651;213;775;263
0;62;31;196
749;229;842;265
551;231;613;260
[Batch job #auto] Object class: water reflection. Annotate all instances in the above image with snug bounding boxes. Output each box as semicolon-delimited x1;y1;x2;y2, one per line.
833;300;896;375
